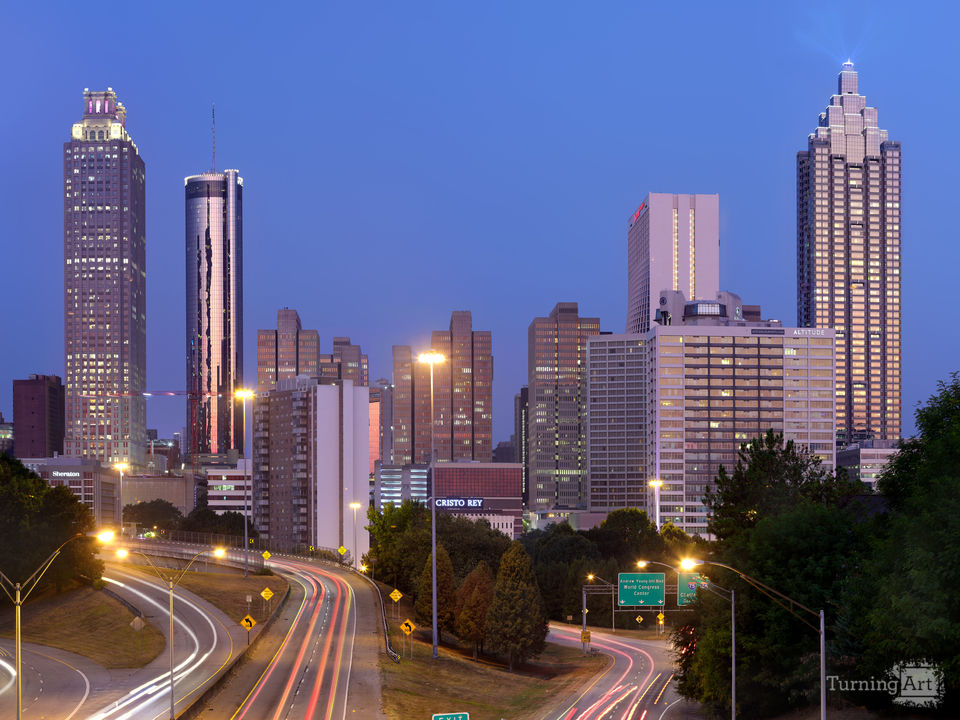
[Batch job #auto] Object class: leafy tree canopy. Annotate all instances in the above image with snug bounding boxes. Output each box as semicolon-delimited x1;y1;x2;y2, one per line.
485;541;548;671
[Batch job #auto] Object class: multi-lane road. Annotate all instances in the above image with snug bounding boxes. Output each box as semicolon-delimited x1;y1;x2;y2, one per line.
547;625;687;720
215;556;358;720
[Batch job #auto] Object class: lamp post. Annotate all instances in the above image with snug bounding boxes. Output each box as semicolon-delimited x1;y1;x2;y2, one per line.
683;558;824;720
641;559;735;719
113;462;129;533
235;388;254;579
0;530;114;720
417;350;445;660
116;546;225;720
349;501;362;569
648;479;663;530
586;574;617;632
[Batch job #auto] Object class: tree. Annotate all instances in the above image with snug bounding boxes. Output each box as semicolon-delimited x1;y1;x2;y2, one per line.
456;561;495;659
366;500;431;594
704;430;861;542
414;543;457;635
0;455;102;593
179;506;257;537
484;541;548;671
438;514;511;584
123;498;182;532
851;374;960;709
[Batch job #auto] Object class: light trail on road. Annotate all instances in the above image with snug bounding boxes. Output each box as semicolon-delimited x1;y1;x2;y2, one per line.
226;558;355;720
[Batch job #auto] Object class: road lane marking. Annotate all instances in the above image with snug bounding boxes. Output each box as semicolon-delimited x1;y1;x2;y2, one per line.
653;674;673;704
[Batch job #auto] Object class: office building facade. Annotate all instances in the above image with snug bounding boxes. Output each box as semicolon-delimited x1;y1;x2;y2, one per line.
797;62;901;444
21;457;118;528
514;386;529;502
528;303;600;512
392;311;493;464
13;374;65;458
185;169;244;455
63;88;146;467
373;463;429;511
626;193;719;334
256;308;321;391
837;439;899;492
319;337;369;386
253;377;369;559
588;291;836;535
431;462;524;539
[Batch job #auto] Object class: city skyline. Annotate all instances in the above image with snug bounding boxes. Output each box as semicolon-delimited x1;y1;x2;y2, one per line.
2;3;955;446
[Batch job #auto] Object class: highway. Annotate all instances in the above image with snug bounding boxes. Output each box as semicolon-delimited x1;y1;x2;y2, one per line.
218;557;357;720
547;625;684;720
0;638;98;720
83;566;242;720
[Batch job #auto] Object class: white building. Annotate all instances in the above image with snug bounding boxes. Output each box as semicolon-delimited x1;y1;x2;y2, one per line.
253;377;369;562
626;193;719;334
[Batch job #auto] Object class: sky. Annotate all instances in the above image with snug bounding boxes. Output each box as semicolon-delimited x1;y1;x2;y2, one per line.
1;1;957;444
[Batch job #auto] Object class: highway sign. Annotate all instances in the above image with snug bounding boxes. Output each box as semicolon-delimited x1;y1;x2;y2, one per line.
678;572;709;606
338;546;347;556
618;572;665;605
260;587;274;601
432;714;469;720
657;612;665;621
581;629;591;643
400;619;416;635
261;550;271;560
635;615;643;624
389;589;403;603
240;614;257;629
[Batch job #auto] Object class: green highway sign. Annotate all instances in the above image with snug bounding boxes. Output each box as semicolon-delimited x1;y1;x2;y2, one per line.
432;714;469;720
678;572;709;606
618;572;665;606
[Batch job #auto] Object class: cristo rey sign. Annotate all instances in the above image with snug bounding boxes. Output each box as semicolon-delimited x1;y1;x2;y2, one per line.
434;498;484;509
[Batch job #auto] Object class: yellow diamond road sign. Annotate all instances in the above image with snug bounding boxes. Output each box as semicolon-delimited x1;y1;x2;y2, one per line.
261;587;274;601
338;546;347;556
390;589;403;603
401;619;416;635
240;614;257;629
261;550;271;560
636;615;643;624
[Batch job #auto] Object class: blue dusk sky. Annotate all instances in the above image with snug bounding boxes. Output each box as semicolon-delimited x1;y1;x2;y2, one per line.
1;1;956;442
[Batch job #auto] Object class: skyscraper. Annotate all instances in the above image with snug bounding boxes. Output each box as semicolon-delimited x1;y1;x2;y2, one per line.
391;311;493;464
256;308;320;391
13;374;65;458
185;169;243;455
626;193;719;334
797;62;901;444
527;302;600;512
63;89;146;467
319;337;369;386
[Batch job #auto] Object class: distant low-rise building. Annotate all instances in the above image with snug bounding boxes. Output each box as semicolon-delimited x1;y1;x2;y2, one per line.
837;440;899;492
123;473;201;516
374;463;429;511
20;456;118;528
13;374;65;458
206;460;252;515
431;462;523;539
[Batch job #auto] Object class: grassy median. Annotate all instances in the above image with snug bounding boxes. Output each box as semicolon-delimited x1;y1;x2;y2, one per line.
381;596;606;720
0;585;166;668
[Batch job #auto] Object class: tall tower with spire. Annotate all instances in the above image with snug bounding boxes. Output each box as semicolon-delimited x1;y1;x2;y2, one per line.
797;62;901;446
63;88;147;467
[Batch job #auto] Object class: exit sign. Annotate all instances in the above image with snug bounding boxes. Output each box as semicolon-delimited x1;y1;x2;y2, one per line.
432;714;469;720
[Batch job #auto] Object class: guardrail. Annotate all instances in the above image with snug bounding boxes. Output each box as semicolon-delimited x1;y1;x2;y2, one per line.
114;539;265;573
351;569;401;663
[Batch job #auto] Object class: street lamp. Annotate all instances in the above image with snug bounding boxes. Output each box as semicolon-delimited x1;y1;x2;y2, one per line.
349;501;362;570
683;558;825;720
640;559;736;719
648;479;663;530
585;574;617;632
115;546;225;720
0;530;114;720
234;388;255;579
417;350;445;660
114;462;129;533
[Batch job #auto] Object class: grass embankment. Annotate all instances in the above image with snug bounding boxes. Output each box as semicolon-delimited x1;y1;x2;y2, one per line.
176;569;288;626
0;585;165;668
380;588;606;720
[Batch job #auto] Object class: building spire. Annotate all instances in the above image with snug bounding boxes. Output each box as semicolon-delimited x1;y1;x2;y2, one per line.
211;103;216;172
